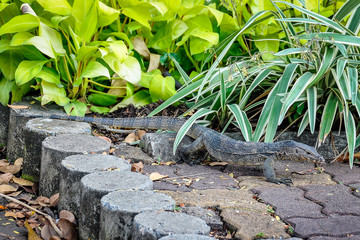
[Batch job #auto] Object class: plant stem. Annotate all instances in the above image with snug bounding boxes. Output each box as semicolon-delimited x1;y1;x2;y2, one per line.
88;79;127;89
184;42;200;72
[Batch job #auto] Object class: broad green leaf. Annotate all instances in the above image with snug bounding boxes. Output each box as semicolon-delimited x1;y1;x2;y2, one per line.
0;39;11;54
64;100;87;116
279;72;313;123
76;45;99;62
228;104;252;141
149;75;177;102
15;60;47;85
37;0;72;15
24;36;55;59
72;0;98;42
39;23;65;55
88;93;117;106
190;31;219;55
319;92;338;143
81;61;110;79
98;1;119;28
306;86;317;134
10;32;33;46
253;35;279;60
110;90;151;111
107;40;128;63
104;54;141;84
264;63;298;142
36;67;61;86
0;14;39;35
0;50;23;80
90;105;110;114
149;20;188;50
0;77;14;105
173;108;215;154
41;81;70;106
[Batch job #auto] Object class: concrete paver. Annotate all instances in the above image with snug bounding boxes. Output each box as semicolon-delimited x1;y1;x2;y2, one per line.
302;184;360;215
254;187;325;219
324;163;360;185
287;215;360;238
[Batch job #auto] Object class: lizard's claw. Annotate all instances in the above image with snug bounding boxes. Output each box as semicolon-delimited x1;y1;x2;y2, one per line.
267;177;293;186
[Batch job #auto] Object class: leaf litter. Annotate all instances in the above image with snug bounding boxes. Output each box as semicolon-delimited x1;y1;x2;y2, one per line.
0;157;77;239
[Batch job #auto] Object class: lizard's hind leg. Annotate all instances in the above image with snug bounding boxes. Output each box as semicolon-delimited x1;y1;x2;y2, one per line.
263;155;293;186
178;136;207;165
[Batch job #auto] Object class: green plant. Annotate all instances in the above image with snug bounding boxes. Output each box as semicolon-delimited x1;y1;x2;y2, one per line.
0;0;177;115
150;0;360;167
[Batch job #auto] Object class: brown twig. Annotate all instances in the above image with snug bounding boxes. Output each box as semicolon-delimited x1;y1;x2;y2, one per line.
0;193;63;237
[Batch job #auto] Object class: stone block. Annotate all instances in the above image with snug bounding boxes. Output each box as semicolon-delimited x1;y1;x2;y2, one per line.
253;187;325;219
79;171;153;240
99;190;175;240
180;207;223;230
59;154;131;216
23;118;91;182
140;132;206;163
302;184;360;215
0;104;9;147
159;234;215;240
132;211;210;240
40;134;110;197
287;215;360;238
6;101;66;162
114;144;154;164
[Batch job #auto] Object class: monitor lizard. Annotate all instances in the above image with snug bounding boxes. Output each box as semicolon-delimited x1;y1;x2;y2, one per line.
20;114;325;185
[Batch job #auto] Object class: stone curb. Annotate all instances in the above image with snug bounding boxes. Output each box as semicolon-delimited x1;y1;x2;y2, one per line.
0;104;9;147
40;134;111;197
100;190;176;239
6;101;66;162
59;154;131;216
132;211;211;240
23;118;92;182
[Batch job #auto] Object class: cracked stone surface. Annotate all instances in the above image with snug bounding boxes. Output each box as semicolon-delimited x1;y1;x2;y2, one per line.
253;187;325;219
350;183;360;198
221;208;290;240
287;215;360;238
114;144;154;164
302;184;360;215
309;236;360;240
324;163;360;185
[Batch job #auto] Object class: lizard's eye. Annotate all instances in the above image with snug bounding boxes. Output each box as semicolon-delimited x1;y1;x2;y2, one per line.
295;149;299;153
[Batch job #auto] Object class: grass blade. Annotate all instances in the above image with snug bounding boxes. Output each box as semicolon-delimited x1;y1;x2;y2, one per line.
306;86;317;134
228;104;252;141
173;108;215;154
319;91;338;144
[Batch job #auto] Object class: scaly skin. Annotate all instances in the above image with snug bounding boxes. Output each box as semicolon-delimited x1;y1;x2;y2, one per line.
21;115;325;185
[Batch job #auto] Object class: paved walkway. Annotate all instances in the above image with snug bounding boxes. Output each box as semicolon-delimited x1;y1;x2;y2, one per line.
141;156;360;239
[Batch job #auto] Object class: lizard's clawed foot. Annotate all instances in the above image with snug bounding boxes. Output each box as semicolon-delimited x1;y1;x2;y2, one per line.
268;177;293;186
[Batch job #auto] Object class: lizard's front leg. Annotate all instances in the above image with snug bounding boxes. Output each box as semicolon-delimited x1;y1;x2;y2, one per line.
178;136;207;165
263;155;293;186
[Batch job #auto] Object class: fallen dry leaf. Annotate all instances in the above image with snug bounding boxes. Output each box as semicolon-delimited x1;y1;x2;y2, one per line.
0;160;9;167
148;53;160;72
0;184;18;194
16;211;26;218
59;210;76;224
49;236;62;240
5;211;17;219
25;220;42;240
8;190;22;197
58;218;77;240
36;196;50;206
49;193;59;207
109;148;116;154
208;162;228;166
149;172;169;181
131;162;143;173
97;135;111;144
13;177;34;186
14;158;24;166
0;165;21;174
0;173;13;183
7;104;29;110
124;132;137;143
131;36;150;59
41;223;59;240
136;130;147;140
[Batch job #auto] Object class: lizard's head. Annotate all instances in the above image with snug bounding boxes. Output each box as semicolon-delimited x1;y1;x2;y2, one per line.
286;142;325;164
